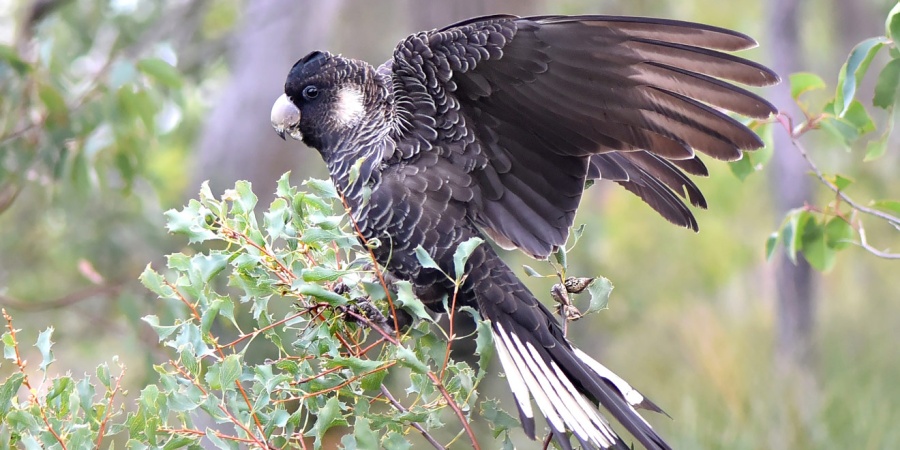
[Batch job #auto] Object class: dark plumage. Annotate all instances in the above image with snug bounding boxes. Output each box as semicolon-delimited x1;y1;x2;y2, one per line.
271;14;777;450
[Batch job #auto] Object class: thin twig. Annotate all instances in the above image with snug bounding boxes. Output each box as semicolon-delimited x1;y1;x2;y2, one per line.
857;221;900;259
164;283;270;448
158;427;259;444
380;384;447;450
95;361;126;449
342;307;481;450
277;361;396;403
0;283;125;311
778;112;900;259
338;193;401;335
427;371;482;450
222;310;306;348
440;283;462;379
2;309;68;450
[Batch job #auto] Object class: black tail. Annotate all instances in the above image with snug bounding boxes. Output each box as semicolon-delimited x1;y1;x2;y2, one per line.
474;258;671;450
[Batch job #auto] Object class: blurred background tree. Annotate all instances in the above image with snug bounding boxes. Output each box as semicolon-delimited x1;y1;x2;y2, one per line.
1;0;898;448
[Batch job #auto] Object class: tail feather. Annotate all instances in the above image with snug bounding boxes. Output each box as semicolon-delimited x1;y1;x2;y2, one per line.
490;318;671;450
493;322;628;449
573;348;668;416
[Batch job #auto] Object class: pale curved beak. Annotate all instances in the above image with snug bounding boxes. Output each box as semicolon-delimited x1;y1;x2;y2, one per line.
271;94;302;141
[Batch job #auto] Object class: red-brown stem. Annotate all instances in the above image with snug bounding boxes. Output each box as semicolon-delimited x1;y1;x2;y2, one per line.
427;371;481;450
164;284;269;447
341;308;480;450
2;309;68;450
95;362;126;449
159;427;259;444
338;194;401;335
222;311;307;349
440;283;462;379
280;361;396;402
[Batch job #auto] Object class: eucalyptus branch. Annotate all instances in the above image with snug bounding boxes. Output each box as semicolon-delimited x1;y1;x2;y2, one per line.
341;306;482;450
379;385;447;450
778;112;900;259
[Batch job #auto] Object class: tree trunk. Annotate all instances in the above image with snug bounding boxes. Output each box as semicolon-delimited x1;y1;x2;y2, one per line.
766;0;819;447
190;0;345;206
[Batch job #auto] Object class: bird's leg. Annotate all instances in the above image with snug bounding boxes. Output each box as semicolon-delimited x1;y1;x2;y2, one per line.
551;277;597;334
333;276;415;334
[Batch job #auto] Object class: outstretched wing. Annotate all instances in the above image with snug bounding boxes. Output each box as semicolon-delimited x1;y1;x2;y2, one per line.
387;15;778;258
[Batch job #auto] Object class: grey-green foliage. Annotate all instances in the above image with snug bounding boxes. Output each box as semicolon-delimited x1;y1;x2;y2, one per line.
740;5;900;270
2;174;525;449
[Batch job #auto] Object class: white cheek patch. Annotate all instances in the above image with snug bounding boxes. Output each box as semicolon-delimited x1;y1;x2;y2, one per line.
333;87;365;126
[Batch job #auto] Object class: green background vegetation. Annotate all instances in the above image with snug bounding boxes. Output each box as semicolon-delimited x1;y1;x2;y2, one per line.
1;0;899;448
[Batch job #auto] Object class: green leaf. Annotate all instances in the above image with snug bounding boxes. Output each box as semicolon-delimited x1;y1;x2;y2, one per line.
452;237;483;280
765;232;780;261
264;198;289;239
194;252;229;283
394;345;429;374
180;347;201;377
470;312;494;379
825;174;854;191
163;435;199;450
585;277;614;315
205;427;239;450
117;86;156;131
200;297;222;337
782;209;811;264
381;431;412;450
276;172;295;198
553;246;567;269
301;267;346;282
865;132;890;161
141;315;181;341
219;354;242;388
873;58;900;109
351;417;378;450
77;377;96;420
38;83;68;124
865;108;894;161
97;362;111;388
35;328;55;371
0;373;25;420
360;365;388;392
0;44;30;74
825;217;854;250
323;356;385;375
522;265;543;277
139;265;175;298
164;200;217;243
304;178;339;200
789;72;826;99
308;397;347;448
872;199;900;215
347;156;366;187
841;101;875;134
729;153;754;181
819;116;860;147
800;217;837;271
481;397;520;437
835;37;889;116
414;246;441;272
294;283;348;306
231;180;258;215
45;375;71;403
137;58;183;88
886;2;900;43
395;281;431;322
